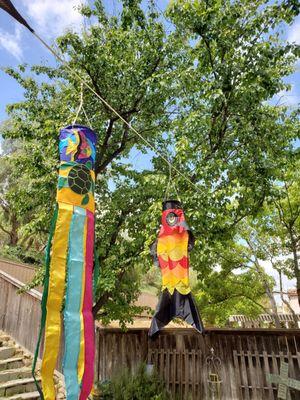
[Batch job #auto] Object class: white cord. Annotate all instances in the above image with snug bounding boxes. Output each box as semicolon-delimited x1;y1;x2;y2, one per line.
73;83;84;125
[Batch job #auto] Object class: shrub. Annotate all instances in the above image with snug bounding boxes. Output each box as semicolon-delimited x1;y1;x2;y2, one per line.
95;364;171;400
0;244;43;266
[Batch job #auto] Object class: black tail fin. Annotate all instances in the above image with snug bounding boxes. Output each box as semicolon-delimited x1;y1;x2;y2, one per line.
149;288;204;337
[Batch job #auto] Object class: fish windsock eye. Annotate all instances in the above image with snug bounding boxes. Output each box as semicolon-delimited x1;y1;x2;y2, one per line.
166;212;178;227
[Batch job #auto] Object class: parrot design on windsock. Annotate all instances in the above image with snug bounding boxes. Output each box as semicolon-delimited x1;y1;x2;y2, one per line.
149;200;204;337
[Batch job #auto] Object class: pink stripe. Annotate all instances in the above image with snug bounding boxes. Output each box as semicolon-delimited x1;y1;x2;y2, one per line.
79;211;95;400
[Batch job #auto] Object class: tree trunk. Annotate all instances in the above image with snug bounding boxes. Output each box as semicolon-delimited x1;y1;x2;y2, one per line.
278;270;298;328
252;259;281;328
297;282;300;308
9;214;19;246
25;237;34;251
267;290;281;328
290;231;300;307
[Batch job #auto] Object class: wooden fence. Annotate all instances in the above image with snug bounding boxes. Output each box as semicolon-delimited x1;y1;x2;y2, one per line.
0;268;42;356
1;259;300;399
95;327;300;400
0;258;37;286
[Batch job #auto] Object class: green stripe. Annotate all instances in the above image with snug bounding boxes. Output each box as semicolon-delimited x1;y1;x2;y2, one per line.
32;205;58;399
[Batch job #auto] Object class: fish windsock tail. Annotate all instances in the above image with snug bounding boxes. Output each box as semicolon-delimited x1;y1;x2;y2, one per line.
149;289;204;337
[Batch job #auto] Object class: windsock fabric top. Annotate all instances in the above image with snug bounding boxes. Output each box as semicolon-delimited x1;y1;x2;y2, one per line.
33;125;97;400
57;125;97;212
149;200;204;337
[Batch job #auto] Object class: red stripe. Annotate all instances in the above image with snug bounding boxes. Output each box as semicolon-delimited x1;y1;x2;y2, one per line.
79;211;95;400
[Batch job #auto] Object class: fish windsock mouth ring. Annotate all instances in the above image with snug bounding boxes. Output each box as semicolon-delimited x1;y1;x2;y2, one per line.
166;212;178;226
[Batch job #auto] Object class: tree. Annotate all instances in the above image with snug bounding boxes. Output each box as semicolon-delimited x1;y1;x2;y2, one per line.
1;0;299;326
0;155;20;246
266;159;300;306
161;0;300;292
191;232;275;327
2;1;174;322
237;220;283;328
0;133;54;267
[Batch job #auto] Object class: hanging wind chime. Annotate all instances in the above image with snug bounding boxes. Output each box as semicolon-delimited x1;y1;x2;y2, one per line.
149;199;204;337
32;125;98;400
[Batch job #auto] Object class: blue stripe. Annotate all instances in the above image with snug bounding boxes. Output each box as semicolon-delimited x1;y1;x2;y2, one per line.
63;206;86;400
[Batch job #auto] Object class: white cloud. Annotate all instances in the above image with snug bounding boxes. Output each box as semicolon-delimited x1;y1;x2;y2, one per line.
287;18;300;44
0;25;23;61
273;85;299;107
21;0;85;37
0;1;86;60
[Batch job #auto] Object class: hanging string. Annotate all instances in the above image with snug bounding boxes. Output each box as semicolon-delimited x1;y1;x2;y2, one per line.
72;83;93;129
82;105;93;129
173;180;181;202
31;31;204;195
164;161;181;202
73;83;84;125
164;162;172;201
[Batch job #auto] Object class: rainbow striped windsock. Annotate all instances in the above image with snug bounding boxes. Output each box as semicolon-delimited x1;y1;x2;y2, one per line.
32;125;97;400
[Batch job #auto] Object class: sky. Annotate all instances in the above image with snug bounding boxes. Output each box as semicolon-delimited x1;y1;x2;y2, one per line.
0;0;170;168
0;0;299;125
0;1;299;298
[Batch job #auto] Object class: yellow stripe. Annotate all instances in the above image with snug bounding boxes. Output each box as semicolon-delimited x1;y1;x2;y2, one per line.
41;203;73;400
77;218;87;382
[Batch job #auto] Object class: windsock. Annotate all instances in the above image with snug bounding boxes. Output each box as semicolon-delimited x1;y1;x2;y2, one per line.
32;125;97;400
149;200;204;337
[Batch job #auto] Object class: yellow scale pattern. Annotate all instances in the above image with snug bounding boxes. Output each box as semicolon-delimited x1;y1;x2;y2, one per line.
157;231;191;295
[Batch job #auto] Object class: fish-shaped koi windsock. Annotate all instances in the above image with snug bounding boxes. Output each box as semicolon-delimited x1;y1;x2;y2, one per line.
149;200;204;337
32;125;98;400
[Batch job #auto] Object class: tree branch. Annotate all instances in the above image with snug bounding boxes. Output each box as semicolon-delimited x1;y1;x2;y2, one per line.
0;222;11;237
95;124;131;174
277;270;298;325
211;292;268;313
97;118;115;167
81;65;112;115
92;208;130;316
198;34;218;80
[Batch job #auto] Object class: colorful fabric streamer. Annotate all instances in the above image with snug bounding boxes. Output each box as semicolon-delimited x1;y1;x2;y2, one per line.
149;200;204;337
32;125;97;400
